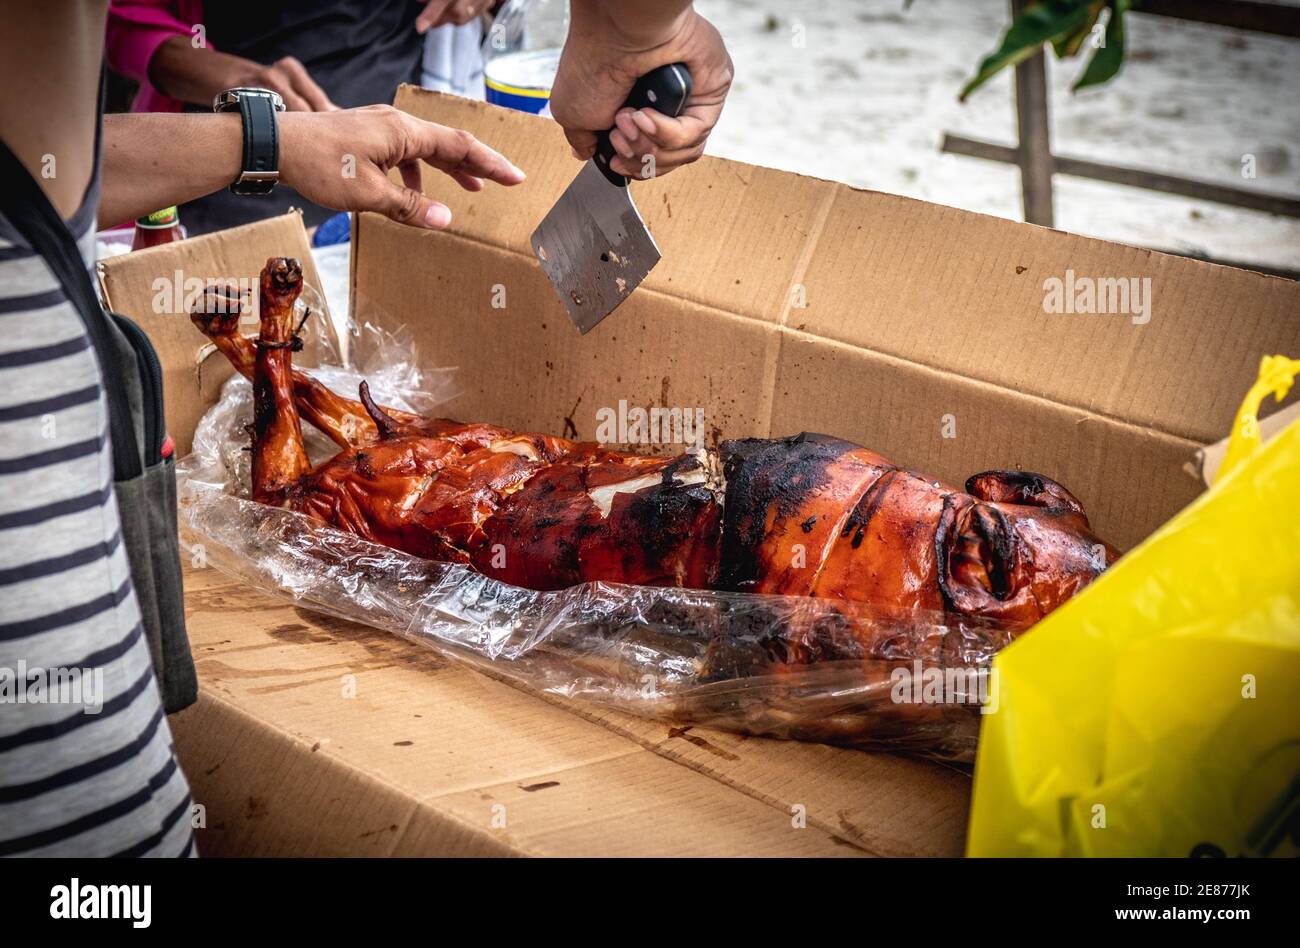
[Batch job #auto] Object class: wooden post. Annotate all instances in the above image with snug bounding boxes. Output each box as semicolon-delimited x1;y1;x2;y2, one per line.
1012;0;1055;226
940;132;1300;219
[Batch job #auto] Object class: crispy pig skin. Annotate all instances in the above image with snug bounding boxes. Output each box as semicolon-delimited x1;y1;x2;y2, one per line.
296;426;720;590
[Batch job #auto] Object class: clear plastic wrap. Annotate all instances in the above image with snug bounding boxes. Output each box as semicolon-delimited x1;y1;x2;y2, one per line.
177;317;1016;762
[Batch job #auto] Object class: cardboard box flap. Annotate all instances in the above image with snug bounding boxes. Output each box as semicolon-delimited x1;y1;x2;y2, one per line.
801;192;1300;445
394;86;1300;446
394;85;828;326
98;210;326;455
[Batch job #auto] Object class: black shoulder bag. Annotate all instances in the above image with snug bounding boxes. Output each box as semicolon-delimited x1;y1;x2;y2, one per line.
0;140;197;713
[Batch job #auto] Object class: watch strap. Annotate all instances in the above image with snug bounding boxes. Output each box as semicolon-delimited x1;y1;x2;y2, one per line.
233;93;279;195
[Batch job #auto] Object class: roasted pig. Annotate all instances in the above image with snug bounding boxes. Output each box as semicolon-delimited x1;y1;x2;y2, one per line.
193;259;1118;672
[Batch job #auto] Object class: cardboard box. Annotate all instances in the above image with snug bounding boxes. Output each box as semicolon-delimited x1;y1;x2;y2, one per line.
98;88;1300;856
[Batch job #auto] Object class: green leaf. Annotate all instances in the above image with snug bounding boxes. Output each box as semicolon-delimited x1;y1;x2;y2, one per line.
1052;1;1106;57
960;1;1098;101
1073;0;1129;91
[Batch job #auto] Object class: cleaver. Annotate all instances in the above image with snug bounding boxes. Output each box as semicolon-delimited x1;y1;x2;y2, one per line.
530;63;693;334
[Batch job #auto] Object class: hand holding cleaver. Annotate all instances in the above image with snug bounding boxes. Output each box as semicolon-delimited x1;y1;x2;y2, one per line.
531;63;692;334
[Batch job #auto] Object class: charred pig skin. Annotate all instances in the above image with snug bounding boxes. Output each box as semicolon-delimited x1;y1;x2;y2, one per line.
718;433;1118;632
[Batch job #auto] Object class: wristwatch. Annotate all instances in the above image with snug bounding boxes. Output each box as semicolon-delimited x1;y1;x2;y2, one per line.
212;87;286;196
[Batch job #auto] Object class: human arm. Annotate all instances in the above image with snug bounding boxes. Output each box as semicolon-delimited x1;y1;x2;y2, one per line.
104;0;195;85
107;0;336;111
145;36;338;112
98;106;524;229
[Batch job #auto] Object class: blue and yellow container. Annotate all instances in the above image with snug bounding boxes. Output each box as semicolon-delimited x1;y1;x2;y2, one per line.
481;0;567;114
484;48;560;115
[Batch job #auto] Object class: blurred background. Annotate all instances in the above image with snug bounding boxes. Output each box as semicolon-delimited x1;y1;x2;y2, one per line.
693;0;1300;275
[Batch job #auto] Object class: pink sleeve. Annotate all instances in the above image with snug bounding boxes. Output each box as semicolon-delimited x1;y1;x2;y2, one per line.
105;0;206;82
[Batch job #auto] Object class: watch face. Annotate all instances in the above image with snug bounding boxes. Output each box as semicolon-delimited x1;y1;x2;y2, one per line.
212;88;287;113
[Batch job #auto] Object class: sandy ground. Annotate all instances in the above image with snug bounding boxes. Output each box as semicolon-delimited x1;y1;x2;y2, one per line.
695;0;1300;271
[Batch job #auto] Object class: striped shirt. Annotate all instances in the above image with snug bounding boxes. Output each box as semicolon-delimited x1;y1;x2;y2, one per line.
0;168;194;857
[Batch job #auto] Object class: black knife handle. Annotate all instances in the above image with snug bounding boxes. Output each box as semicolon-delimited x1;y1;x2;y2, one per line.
593;62;693;188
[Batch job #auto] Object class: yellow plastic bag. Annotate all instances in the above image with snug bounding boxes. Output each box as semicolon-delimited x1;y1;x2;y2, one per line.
967;357;1300;857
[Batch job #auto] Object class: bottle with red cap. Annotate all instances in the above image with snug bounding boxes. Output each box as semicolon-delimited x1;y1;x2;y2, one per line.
131;206;185;251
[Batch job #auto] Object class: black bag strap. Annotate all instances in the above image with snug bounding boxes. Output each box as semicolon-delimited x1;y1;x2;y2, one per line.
0;138;142;480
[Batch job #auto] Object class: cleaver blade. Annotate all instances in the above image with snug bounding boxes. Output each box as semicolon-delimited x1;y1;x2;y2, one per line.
530;161;660;334
530;63;692;335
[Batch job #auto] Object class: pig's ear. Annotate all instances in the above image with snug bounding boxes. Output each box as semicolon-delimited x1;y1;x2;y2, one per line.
965;469;1085;517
